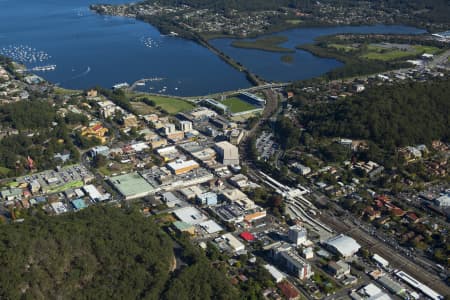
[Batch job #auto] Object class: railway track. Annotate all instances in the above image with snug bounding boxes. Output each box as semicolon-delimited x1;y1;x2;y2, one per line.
319;213;450;296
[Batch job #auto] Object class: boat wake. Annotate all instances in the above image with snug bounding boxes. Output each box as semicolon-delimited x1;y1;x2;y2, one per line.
70;66;91;80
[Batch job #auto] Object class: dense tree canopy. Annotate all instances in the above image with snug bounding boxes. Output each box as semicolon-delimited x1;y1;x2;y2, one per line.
163;260;238;300
0;101;56;130
0;101;79;176
0;207;240;299
299;78;450;148
0;207;174;299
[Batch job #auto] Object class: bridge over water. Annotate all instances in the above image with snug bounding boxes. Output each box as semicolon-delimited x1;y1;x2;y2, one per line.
129;79;291;103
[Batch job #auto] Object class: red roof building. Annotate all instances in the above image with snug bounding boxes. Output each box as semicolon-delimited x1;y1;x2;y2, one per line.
391;207;406;217
92;124;103;132
364;206;381;221
374;200;384;208
377;195;390;203
277;281;300;300
240;231;255;241
406;212;420;223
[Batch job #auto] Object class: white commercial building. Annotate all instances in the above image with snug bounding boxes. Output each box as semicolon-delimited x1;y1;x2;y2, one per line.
435;194;450;207
163;123;176;135
302;247;314;259
162;191;182;208
173;206;208;225
51;202;68;215
222;233;245;252
295;163;311;176
264;264;285;283
288;225;307;246
357;283;392;300
323;234;361;258
274;244;313;280
199;220;223;234
90;145;110;157
180;121;193;132
83;184;110;202
372;254;389;269
214;141;239;165
130;142;150;153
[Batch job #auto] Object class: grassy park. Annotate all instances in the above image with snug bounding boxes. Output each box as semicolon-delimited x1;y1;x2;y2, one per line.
133;95;194;115
362;44;440;61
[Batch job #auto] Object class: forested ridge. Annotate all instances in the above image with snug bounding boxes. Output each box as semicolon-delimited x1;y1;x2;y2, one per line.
299;78;450;148
0;207;238;300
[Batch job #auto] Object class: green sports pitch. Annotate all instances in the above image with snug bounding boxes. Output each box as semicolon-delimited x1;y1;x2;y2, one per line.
222;97;257;113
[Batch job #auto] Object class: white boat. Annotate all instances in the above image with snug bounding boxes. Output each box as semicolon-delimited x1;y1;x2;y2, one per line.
112;82;129;90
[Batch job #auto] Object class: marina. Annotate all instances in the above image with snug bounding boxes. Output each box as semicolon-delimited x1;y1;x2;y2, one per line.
30;65;56;72
0;45;52;65
130;77;165;90
140;36;161;49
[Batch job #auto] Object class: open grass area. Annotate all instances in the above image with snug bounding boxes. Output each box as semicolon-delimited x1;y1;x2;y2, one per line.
7;181;19;188
231;36;294;53
98;161;135;177
47;180;84;194
362;44;441;61
131;102;155;115
133;96;194;115
286;19;302;25
328;43;358;52
0;166;10;177
363;49;414;61
412;45;441;54
222;97;257;113
53;87;81;95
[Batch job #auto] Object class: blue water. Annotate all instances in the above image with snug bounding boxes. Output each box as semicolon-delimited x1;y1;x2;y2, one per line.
211;25;427;82
0;0;251;96
0;0;426;95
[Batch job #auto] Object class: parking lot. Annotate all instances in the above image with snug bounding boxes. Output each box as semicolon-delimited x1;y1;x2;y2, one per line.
15;164;94;194
256;131;280;161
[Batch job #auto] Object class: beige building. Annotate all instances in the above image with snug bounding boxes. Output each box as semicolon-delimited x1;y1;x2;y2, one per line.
122;114;138;127
215;141;239;165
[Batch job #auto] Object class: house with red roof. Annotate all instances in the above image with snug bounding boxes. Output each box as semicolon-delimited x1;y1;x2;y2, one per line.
277;281;300;300
363;206;381;221
405;212;420;223
240;231;255;242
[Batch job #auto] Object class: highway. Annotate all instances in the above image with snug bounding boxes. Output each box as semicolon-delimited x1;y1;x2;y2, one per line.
428;49;450;69
199;82;290;101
